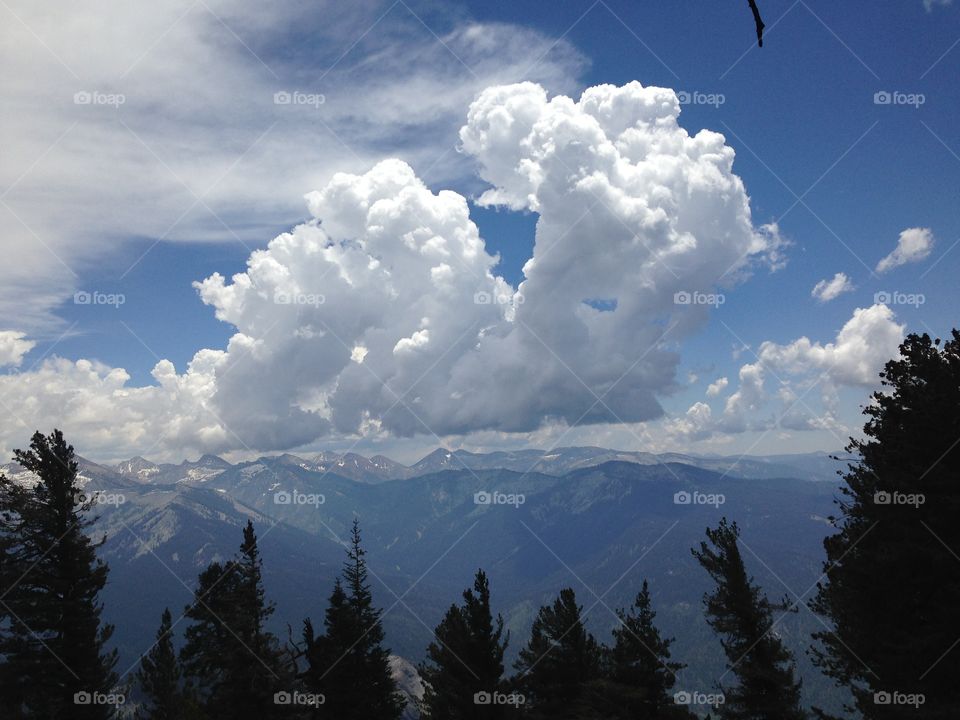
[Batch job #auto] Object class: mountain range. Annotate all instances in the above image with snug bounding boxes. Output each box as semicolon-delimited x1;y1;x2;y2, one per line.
97;445;849;485
0;446;852;716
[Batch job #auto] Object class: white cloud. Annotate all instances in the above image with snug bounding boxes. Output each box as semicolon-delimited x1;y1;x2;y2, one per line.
924;0;953;11
811;272;854;302
193;80;779;443
0;355;226;461
672;304;905;441
0;0;583;329
0;331;35;367
706;377;729;396
755;303;904;386
876;227;934;273
0;81;783;459
720;361;769;433
393;328;430;355
667;401;714;441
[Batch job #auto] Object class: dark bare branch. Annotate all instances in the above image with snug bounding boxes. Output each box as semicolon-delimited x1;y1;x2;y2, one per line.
747;0;765;47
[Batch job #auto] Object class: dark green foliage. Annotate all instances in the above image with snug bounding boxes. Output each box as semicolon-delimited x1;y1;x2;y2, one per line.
812;331;960;719
601;580;696;719
693;518;806;720
136;607;198;719
180;520;294;720
301;578;360;717
419;569;509;719
513;587;602;718
0;429;118;719
301;519;405;719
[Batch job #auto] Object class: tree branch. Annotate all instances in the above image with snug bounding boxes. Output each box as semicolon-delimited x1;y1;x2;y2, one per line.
747;0;765;47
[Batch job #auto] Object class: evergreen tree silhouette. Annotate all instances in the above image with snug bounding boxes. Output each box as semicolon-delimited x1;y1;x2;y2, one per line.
301;519;404;719
513;587;602;718
419;569;509;718
0;429;118;719
136;607;199;719
601;580;696;719
180;520;293;719
812;331;960;719
693;518;807;720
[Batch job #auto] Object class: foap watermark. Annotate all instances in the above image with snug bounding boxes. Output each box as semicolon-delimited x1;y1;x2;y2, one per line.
674;690;725;708
74;691;125;707
74;290;125;308
677;90;725;108
674;290;725;307
874;691;925;708
274;290;325;307
274;91;326;108
74;90;125;107
674;490;725;508
874;490;925;509
474;291;523;305
874;290;925;308
474;490;525;508
78;490;126;507
473;691;525;707
274;690;325;707
874;91;925;109
274;490;325;507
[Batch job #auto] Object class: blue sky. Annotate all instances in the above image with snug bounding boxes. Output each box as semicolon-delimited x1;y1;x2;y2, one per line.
1;0;958;462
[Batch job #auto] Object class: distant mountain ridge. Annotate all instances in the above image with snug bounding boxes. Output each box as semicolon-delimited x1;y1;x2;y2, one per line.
95;446;850;486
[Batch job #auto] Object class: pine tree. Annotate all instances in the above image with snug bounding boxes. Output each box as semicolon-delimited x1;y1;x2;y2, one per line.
602;580;695;719
301;519;405;719
419;569;509;719
811;331;960;719
513;587;602;718
180;520;293;720
693;518;807;720
0;507;15;719
302;578;362;717
0;429;118;719
136;608;197;719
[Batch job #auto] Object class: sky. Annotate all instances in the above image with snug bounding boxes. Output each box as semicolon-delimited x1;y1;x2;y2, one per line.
1;0;958;464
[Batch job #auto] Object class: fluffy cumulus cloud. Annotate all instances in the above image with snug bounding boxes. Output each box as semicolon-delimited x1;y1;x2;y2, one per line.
811;272;854;302
876;227;934;273
0;352;232;459
0;331;35;367
672;304;905;440
194;157;516;444
0;81;784;459
669;401;715;441
753;304;904;387
706;377;729;397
